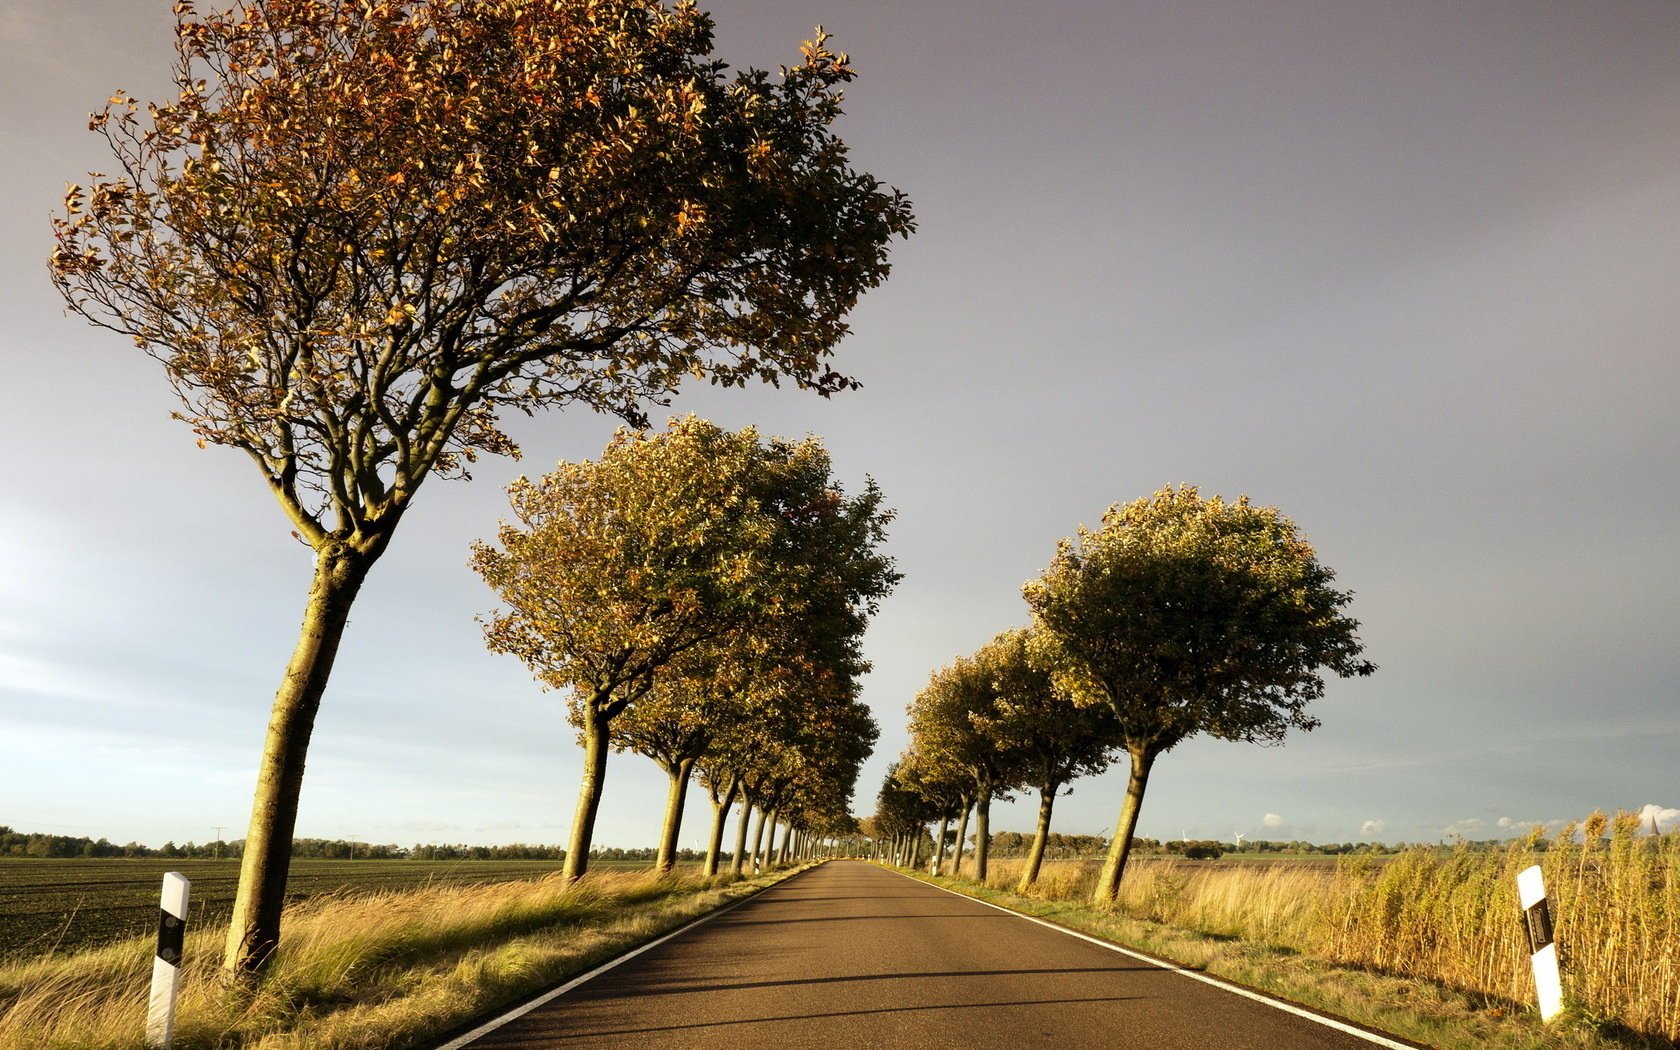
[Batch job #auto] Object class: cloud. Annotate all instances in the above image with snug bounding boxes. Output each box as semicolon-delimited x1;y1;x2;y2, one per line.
1443;818;1486;838
1637;804;1679;833
1361;819;1386;835
1262;813;1284;829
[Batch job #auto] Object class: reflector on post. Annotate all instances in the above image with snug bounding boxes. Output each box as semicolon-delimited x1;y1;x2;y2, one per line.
146;872;191;1048
1516;864;1563;1021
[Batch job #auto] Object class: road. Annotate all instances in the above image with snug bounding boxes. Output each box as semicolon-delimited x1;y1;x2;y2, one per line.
453;860;1413;1049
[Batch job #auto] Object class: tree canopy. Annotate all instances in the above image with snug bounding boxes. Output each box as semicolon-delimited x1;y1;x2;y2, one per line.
53;0;914;548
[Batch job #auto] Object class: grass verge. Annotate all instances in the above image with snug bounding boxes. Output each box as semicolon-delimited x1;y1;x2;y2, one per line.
0;863;813;1049
896;865;1673;1050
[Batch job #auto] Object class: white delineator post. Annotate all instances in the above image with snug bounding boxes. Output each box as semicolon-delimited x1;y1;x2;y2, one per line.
1516;864;1563;1021
146;872;191;1048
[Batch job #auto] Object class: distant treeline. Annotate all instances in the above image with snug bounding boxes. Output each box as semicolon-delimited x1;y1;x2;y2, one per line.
985;832;1112;858
0;826;716;862
975;834;1478;860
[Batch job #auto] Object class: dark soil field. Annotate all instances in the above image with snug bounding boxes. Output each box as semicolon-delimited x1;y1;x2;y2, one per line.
0;856;641;959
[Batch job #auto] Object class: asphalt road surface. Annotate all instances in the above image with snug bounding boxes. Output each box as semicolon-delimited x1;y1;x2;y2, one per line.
455;860;1412;1049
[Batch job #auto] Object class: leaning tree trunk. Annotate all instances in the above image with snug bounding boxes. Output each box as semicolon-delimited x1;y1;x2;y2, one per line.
950;800;972;879
1094;745;1157;903
654;756;697;874
772;817;787;865
730;797;753;876
562;704;613;882
704;777;739;877
931;816;950;875
1018;781;1060;894
973;786;994;883
749;806;769;871
223;543;372;978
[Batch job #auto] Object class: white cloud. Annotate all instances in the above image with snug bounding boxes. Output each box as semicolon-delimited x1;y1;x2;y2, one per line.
1637;804;1679;833
1360;819;1386;835
1443;818;1486;838
1262;813;1284;828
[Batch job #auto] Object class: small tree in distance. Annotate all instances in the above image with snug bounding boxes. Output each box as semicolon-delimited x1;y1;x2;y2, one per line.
51;0;911;977
1023;485;1375;904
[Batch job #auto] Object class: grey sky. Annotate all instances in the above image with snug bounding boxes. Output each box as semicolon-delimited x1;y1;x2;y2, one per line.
2;0;1677;852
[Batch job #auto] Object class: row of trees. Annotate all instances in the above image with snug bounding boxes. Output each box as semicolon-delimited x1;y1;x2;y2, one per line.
877;486;1374;903
52;0;912;977
473;416;896;883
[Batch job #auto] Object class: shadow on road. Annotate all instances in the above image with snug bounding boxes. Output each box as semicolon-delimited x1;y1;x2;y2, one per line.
536;994;1147;1040
574;964;1158;1000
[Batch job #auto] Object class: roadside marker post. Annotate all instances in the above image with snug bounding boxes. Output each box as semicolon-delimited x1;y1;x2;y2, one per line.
1516;864;1563;1021
146;872;191;1048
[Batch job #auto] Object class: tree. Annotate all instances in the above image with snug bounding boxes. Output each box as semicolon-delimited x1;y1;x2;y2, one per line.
609;643;747;874
873;762;934;868
904;651;1027;882
51;0;910;975
475;418;886;879
896;747;968;875
612;440;893;878
973;628;1119;892
1023;485;1375;903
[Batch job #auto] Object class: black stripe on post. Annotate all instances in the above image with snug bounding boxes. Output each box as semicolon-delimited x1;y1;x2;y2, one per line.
156;908;186;964
1523;897;1554;953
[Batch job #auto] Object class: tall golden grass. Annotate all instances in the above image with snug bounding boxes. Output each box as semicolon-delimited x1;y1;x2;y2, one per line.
974;811;1678;1043
0;866;781;1050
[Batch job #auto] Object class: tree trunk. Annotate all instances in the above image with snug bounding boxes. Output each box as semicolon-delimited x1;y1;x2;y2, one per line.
562;705;612;882
931;816;950;875
1094;746;1157;903
973;787;993;883
704;777;739;877
950;800;972;879
1018;782;1059;893
223;544;371;978
730;797;753;876
749;806;769;871
654;756;696;874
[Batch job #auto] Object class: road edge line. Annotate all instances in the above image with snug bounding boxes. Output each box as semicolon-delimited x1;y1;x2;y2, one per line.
435;864;820;1049
886;866;1420;1050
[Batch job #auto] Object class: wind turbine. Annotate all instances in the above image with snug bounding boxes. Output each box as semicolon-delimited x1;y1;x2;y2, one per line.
1233;830;1245;848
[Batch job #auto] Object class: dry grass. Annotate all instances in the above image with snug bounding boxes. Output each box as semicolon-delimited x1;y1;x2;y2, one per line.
965;812;1679;1044
0;864;801;1050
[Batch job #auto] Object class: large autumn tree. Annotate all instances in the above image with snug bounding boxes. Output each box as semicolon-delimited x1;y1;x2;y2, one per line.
50;0;910;976
1023;486;1375;903
473;418;894;881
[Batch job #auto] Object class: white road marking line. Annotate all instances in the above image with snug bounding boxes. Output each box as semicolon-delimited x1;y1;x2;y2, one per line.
890;867;1418;1050
436;871;809;1049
